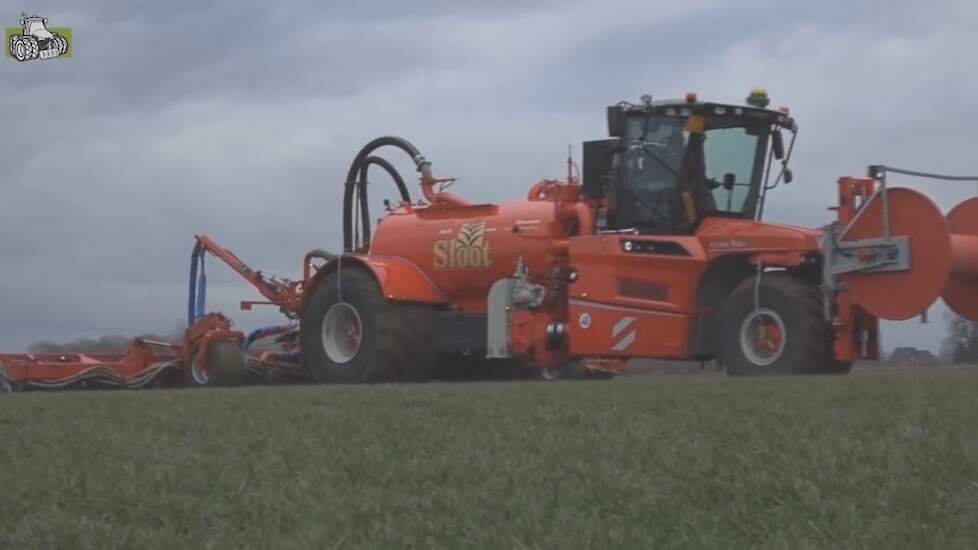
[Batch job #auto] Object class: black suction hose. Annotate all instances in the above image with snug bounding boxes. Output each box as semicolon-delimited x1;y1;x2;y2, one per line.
343;136;431;252
355;156;412;247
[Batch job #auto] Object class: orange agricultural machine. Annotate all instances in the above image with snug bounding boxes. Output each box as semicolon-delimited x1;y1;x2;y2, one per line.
292;89;978;381
4;89;978;391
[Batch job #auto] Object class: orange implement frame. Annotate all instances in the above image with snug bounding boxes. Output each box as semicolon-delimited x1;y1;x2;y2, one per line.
193;235;306;315
0;339;180;391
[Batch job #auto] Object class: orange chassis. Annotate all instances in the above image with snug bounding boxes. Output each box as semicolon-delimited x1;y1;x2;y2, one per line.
6;170;970;390
7;124;978;388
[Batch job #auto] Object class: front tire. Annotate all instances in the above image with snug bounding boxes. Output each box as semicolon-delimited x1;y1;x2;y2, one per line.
185;340;244;387
300;268;437;383
720;272;833;376
24;36;38;60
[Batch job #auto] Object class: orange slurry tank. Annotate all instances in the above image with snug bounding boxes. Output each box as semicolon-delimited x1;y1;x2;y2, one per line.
369;182;580;312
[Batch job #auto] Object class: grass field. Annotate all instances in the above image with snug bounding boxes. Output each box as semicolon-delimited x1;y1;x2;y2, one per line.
2;369;977;549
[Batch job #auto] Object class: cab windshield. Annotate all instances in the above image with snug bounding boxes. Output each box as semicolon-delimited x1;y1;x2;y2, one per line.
615;114;769;232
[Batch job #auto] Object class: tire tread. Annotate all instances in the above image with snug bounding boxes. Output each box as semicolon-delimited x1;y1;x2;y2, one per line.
720;272;835;376
301;268;437;383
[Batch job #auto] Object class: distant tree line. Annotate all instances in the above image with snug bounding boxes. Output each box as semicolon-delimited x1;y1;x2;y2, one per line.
27;334;173;354
944;316;978;363
28;322;185;354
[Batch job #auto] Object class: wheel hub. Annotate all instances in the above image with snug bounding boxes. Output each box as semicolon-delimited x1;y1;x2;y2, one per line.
541;365;565;381
739;308;786;366
190;349;209;385
322;302;363;364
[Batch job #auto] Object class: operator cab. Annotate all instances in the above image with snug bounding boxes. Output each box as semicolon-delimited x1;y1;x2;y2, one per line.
582;90;797;234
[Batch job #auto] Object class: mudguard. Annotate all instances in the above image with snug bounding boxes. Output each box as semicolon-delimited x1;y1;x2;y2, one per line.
304;254;447;308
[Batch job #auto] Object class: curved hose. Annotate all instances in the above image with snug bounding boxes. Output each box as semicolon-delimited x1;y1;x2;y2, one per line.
343;137;431;252
355;156;412;247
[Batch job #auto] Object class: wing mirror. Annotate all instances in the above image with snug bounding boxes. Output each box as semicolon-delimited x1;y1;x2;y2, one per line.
607;105;625;137
723;173;736;191
783;169;793;184
771;129;785;160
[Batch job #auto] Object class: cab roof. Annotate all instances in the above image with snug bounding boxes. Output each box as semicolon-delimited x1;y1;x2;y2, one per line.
611;98;794;130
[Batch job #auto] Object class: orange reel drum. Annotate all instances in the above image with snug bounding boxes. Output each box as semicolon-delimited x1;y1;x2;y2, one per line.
943;197;978;320
841;188;978;321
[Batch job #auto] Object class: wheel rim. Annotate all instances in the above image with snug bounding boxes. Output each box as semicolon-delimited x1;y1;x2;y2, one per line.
739;308;786;366
541;366;564;380
15;42;25;60
322;302;363;364
191;349;209;385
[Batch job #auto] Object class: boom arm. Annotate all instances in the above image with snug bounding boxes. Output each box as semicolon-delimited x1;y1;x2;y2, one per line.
188;235;304;325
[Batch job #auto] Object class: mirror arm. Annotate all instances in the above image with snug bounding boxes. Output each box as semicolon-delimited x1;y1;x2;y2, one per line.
771;129;785;160
765;127;798;192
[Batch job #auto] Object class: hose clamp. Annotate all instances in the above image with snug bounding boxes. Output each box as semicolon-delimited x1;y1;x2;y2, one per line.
412;154;431;169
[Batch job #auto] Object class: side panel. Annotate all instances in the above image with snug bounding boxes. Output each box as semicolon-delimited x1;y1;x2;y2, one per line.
565;234;708;359
567;299;690;358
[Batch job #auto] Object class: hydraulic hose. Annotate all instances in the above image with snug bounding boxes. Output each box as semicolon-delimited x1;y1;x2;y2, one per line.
343;136;431;252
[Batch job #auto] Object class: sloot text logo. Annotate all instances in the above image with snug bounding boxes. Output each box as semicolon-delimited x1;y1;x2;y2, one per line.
433;222;493;269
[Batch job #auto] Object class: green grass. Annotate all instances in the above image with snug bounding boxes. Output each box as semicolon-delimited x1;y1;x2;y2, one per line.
2;371;977;549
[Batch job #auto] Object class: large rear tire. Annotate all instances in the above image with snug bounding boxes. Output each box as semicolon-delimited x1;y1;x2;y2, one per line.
720;272;834;376
53;34;68;54
300;268;437;383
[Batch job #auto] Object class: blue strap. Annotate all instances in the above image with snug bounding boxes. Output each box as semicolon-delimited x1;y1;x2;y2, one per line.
187;243;208;326
187;244;199;326
195;254;207;322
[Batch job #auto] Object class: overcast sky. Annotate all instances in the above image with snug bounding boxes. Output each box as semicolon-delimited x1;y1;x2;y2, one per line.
1;0;976;352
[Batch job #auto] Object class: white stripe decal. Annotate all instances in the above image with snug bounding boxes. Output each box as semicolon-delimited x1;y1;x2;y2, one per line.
612;330;637;351
612;316;636;337
568;298;684;317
